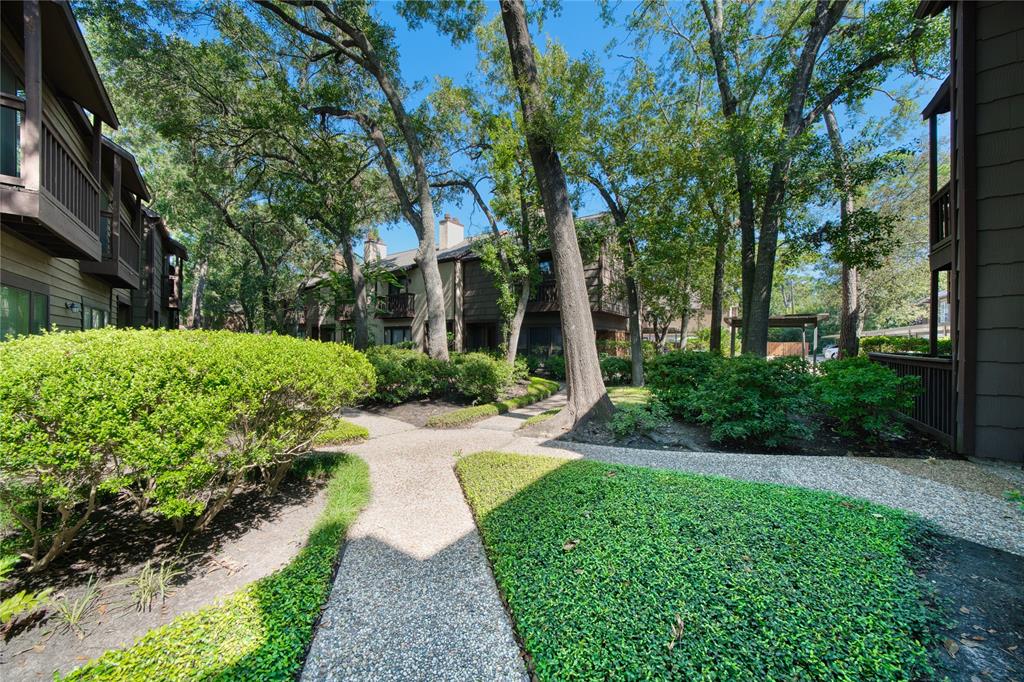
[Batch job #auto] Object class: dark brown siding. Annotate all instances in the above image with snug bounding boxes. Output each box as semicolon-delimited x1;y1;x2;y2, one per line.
462;260;501;322
972;1;1024;461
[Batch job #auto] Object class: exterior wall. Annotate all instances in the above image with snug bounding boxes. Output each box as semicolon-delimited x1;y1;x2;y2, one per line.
971;1;1024;461
1;231;111;330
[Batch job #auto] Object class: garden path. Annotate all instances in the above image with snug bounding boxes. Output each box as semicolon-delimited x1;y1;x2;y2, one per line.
302;407;1024;680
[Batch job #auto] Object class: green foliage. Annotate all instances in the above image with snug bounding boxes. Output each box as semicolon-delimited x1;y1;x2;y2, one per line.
1005;490;1024;513
62;454;369;681
691;355;815;447
449;352;516;403
0;329;374;571
609;401;669;438
425;377;559;428
457;452;940;681
0;555;52;627
365;345;446;403
315;418;370;446
52;576;101;640
118;560;184;612
646;351;723;420
545;354;566;381
599;355;632;386
520;408;561;428
861;335;951;356
817;356;921;439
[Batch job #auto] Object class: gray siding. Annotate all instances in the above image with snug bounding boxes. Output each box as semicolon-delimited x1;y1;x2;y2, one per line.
973;1;1024;461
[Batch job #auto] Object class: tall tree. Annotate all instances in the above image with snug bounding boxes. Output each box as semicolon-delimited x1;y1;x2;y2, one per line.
499;0;611;428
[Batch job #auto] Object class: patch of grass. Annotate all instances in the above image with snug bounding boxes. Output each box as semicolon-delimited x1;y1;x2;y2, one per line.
426;377;559;428
606;385;651;406
457;451;940;681
520;408;561;428
52;576;100;640
315;417;369;446
117;560;183;612
62;454;370;681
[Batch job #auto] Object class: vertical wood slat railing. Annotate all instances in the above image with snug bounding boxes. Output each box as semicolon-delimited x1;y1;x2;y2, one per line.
868;352;955;446
379;293;415;317
930;181;951;243
41;122;99;237
118;217;141;272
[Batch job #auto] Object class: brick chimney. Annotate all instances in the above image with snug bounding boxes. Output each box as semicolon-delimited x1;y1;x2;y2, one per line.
438;214;464;250
364;234;386;262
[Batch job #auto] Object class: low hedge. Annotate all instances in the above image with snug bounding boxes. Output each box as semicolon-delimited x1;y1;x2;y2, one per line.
425;377;560;428
366;347;515;404
62;453;370;681
0;329;374;572
314;418;370;446
599;355;632;386
861;335;951;356
817;356;921;440
457;452;940;681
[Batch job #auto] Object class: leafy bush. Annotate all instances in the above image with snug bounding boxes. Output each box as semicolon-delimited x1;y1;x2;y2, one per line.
861;335;951;356
426;377;560;428
690;355;814;447
545;354;566;380
512;356;530;382
599;355;632;385
817;356;921;439
646;351;723;420
365;345;445;403
0;555;51;629
449;352;516;403
0;329;374;571
62;454;369;682
595;339;657;362
457;452;940;681
609;401;670;438
315;418;369;446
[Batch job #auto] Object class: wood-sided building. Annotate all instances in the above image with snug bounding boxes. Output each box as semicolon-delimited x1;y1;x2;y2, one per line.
0;0;185;338
871;1;1023;463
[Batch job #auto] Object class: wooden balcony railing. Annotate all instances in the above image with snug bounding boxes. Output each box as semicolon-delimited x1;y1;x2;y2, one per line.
379;292;415;317
119;218;140;272
531;280;558;304
868;352;954;446
41;122;100;239
165;273;183;309
930;181;951;244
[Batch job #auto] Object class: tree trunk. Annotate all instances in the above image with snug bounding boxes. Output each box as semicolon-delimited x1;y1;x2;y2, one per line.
505;278;530;364
621;238;644;387
189;259;207;329
679;306;691;350
709;222;728;353
500;0;611;429
824;104;860;358
341;238;369;349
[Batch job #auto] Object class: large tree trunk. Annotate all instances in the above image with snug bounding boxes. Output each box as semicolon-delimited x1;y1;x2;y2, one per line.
189;259;207;329
500;0;612;429
709;222;728;353
341;238;369;349
824;105;860;358
679;304;691;350
505;278;530;363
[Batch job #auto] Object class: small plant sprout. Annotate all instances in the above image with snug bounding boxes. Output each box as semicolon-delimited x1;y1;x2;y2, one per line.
52;576;100;639
120;560;184;612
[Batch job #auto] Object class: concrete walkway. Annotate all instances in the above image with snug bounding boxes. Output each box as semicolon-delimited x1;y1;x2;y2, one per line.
302;405;1024;680
474;389;567;432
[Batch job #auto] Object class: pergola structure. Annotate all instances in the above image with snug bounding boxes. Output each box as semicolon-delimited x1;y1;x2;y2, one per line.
726;313;830;368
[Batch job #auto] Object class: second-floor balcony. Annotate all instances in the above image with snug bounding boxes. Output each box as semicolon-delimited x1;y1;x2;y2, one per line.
379;292;415;318
929;181;952;270
80;216;140;289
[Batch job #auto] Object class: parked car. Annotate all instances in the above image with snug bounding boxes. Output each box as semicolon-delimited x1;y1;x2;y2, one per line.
821;344;839;359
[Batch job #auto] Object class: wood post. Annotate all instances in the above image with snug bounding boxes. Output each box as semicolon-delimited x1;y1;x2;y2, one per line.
21;0;41;193
111;154;121;261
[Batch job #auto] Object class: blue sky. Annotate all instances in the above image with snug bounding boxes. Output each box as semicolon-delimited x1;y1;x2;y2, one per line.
367;1;943;255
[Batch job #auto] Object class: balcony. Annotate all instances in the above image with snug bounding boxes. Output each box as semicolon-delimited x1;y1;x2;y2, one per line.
80;217;140;289
378;292;415;318
0;120;101;260
928;181;952;270
164;273;183;309
528;280;558;312
868;352;954;447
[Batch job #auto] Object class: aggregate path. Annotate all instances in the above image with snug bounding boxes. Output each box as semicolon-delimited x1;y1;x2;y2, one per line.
302;405;1024;681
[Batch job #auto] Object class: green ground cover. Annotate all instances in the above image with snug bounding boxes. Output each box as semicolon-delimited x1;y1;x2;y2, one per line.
425;377;559;428
457;451;940;681
63;454;370;681
315;417;370;445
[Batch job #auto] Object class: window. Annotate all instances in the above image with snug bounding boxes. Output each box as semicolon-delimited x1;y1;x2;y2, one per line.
384;326;411;345
1;56;25;178
538;258;554;278
1;284;48;339
84;305;109;330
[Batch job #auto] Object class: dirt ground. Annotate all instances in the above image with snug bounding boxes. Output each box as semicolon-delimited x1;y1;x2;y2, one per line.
1;476;329;681
865;457;1023;500
364;398;466;428
922;535;1024;681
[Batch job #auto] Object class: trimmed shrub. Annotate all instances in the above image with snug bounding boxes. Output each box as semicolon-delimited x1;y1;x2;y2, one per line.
609;400;670;438
545;354;566;380
449;352;516;404
860;335;951;356
314;418;370;446
690;355;815;447
817;356;921;440
425;377;560;428
646;351;723;420
365;345;444;403
0;329;374;572
599;355;632;386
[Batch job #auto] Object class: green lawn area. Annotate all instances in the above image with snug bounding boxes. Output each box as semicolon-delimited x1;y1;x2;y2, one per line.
315;417;369;446
63;454;370;681
606;385;652;406
426;377;559;428
457;451;939;681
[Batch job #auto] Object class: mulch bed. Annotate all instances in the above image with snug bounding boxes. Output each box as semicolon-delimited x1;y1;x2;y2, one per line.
363;398;468;428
